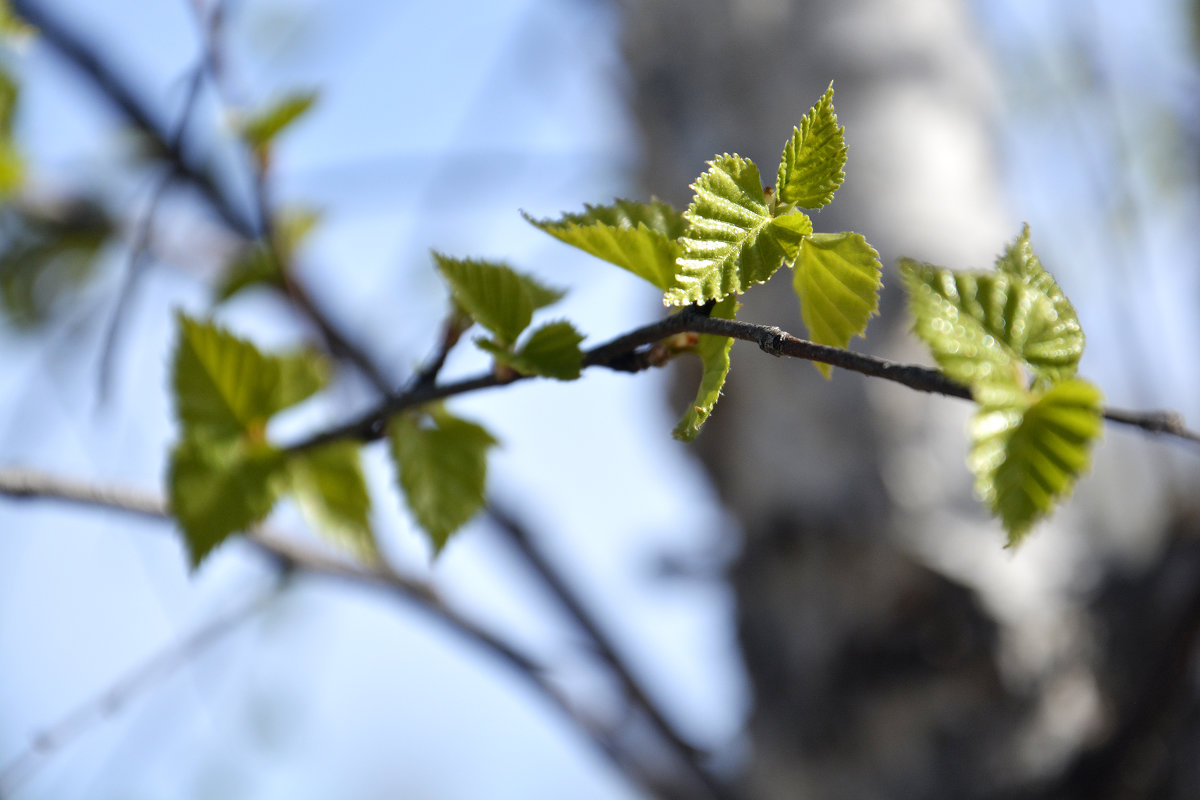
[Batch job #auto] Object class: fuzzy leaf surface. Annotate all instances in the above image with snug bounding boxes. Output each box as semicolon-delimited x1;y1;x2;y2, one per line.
673;296;738;441
287;442;377;562
667;155;809;306
969;379;1103;546
776;84;846;210
173;315;327;439
523;200;684;291
434;254;563;345
994;225;1083;385
793;232;882;378
899;261;1084;390
170;437;285;567
389;408;498;554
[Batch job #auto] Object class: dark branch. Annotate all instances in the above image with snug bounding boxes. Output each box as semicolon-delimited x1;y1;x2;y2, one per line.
285;308;1200;454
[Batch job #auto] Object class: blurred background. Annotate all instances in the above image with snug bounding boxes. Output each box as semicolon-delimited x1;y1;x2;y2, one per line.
1;0;1199;798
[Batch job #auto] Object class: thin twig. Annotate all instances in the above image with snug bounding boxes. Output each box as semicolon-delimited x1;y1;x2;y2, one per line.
0;468;664;799
0;580;283;795
487;503;737;800
285;307;1200;454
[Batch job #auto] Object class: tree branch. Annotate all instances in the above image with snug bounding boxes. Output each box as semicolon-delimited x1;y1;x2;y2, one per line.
285;307;1200;454
0;468;670;799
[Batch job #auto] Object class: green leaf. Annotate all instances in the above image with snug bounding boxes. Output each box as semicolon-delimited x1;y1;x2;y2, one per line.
792;232;882;378
480;320;585;381
434;253;564;346
969;379;1103;546
0;66;17;138
389;408;498;554
287;442;377;562
776;83;847;210
241;90;319;149
217;243;281;301
173;314;328;439
994;224;1083;384
0;0;34;36
899;261;1084;390
667;154;812;306
673;295;738;441
522;199;685;291
169;436;286;568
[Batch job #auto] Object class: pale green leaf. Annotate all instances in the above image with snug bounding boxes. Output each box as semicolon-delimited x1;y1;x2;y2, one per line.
169;436;286;568
173;314;327;438
776;83;846;210
241;90;318;148
0;1;33;36
522;199;685;291
480;320;585;381
994;224;1083;384
673;295;738;441
968;379;1103;546
217;243;281;301
287;442;377;562
899;261;1084;390
434;253;564;345
667;154;803;306
792;232;882;378
389;408;498;553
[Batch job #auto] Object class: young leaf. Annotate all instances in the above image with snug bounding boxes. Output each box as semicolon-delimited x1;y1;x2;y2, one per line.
776;83;847;210
434;254;564;346
673;295;738;441
479;320;585;381
389;408;498;554
969;379;1103;547
899;261;1084;390
667;155;812;306
173;314;328;439
522;199;685;291
287;442;378;562
169;437;286;567
994;225;1083;384
792;232;881;377
241;90;319;149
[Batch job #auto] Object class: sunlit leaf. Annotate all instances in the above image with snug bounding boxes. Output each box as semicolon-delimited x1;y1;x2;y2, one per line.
667;154;811;306
173;314;328;439
169;436;286;568
480;320;584;381
792;232;881;378
388;407;498;554
969;379;1103;546
673;295;738;441
287;441;377;562
523;199;685;291
434;253;564;346
899;260;1084;390
241;90;318;148
994;224;1083;385
776;83;846;210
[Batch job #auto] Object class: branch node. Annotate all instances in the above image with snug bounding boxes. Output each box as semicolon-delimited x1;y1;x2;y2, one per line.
758;327;788;357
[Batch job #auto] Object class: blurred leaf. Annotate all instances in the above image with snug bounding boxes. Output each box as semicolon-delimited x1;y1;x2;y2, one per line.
217;207;320;301
776;83;846;210
523;199;685;291
240;90;318;149
433;253;564;346
287;441;377;562
169;436;286;568
667;154;811;306
173;314;327;439
0;0;33;36
792;231;882;378
478;320;584;380
389;407;497;554
0;199;111;327
0;65;17;137
969;379;1103;546
899;260;1084;390
673;295;737;441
